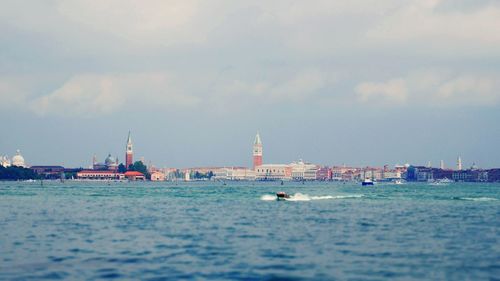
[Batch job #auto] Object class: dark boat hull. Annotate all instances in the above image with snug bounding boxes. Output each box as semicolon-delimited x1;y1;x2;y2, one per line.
276;192;290;200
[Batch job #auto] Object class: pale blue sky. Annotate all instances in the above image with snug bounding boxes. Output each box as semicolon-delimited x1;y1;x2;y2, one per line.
1;0;499;168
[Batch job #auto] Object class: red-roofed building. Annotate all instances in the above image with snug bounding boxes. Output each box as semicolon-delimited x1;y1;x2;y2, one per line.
124;171;145;181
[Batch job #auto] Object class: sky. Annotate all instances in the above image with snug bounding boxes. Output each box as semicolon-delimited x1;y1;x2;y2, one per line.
1;0;500;169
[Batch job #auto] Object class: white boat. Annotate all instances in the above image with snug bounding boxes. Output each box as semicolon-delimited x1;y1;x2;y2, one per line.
362;178;375;186
429;178;453;186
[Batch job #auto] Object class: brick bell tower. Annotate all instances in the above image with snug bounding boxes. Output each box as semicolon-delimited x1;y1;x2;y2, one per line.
126;131;133;169
253;132;263;169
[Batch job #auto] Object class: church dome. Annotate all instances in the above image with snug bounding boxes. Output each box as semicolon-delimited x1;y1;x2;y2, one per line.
105;154;116;165
11;150;26;167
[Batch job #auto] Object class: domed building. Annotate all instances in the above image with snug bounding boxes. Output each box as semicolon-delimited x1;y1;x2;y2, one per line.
0;155;11;167
11;150;26;167
93;154;119;171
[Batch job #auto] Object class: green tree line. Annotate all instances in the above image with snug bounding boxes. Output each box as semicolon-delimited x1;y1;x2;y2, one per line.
0;166;38;180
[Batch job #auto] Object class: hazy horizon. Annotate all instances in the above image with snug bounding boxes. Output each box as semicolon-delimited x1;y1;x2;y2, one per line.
1;0;500;168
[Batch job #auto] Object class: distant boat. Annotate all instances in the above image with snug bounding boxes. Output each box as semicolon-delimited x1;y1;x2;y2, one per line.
429;178;453;186
362;178;375;186
394;179;405;185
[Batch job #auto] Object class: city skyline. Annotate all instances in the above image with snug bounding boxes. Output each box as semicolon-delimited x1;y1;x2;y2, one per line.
1;1;500;167
0;131;491;170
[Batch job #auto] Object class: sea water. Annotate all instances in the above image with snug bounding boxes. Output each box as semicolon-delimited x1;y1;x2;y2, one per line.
0;181;498;280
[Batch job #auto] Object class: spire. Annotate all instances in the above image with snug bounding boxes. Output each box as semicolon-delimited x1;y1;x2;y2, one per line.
127;131;132;145
254;132;262;145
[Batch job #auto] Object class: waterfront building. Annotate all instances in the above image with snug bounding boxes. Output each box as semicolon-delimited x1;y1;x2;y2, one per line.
316;166;332;181
361;167;383;181
185;170;190;181
331;166;360;181
255;164;291;181
151;171;166;181
77;170;124;180
406;166;433;181
30;166;65;178
486;169;500;182
382;170;402;180
126;131;133;169
214;167;255;180
394;164;409;173
406;166;455;182
452;169;486;182
290;160;319;181
11;150;27;167
124;171;145;181
253;132;263;169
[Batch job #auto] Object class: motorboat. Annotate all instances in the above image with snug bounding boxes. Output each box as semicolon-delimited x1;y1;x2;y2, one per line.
429;178;453;186
276;191;291;200
362;178;375;186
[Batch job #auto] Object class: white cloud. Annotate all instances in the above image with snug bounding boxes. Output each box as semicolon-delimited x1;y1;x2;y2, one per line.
435;75;498;106
207;69;338;112
355;71;500;107
366;0;500;54
30;73;200;117
56;0;210;45
355;79;408;104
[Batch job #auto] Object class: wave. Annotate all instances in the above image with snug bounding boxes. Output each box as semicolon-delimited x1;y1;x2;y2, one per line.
260;193;363;201
260;194;276;201
457;197;498;202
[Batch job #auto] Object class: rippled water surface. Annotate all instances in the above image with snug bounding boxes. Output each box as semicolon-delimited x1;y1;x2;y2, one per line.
0;181;499;280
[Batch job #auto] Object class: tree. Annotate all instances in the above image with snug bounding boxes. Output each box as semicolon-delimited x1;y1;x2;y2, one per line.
118;163;127;173
129;161;150;179
0;165;38;180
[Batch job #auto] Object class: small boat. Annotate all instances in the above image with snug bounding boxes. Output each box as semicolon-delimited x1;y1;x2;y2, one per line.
429;178;453;186
276;191;291;200
394;179;404;185
362;178;374;186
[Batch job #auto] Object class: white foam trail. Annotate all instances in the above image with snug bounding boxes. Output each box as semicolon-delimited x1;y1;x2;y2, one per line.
286;193;312;201
260;193;364;201
331;194;364;199
310;195;335;200
461;197;498;202
260;194;276;201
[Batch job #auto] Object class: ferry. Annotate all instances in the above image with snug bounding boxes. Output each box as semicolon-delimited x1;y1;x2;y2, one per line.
362;178;375;186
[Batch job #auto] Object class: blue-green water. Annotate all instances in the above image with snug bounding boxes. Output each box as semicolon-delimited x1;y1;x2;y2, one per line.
0;181;499;280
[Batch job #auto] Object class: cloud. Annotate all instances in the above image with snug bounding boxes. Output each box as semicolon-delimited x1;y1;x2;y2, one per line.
435;75;498;106
1;0;500;118
355;79;408;104
30;73;200;117
366;0;500;54
206;69;338;112
355;71;500;107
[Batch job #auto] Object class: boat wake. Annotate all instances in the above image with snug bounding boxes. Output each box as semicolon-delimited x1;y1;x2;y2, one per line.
455;197;498;202
260;194;277;201
260;193;363;201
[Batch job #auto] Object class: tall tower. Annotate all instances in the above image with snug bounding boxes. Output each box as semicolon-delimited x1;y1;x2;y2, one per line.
440;160;444;170
457;156;462;171
126;131;133;169
253;132;263;169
